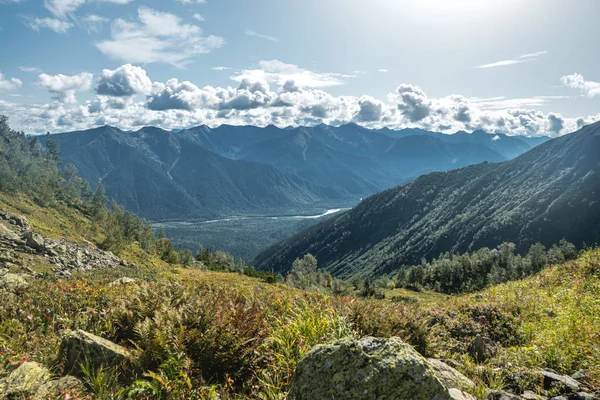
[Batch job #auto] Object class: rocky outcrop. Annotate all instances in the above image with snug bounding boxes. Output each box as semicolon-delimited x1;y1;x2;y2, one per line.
290;336;470;400
0;362;51;399
108;277;136;287
0;208;135;278
60;329;131;375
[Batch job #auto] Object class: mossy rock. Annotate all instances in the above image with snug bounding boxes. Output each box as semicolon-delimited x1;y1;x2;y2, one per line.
60;329;131;376
428;358;475;391
0;273;29;292
289;336;453;400
33;375;83;400
0;362;51;399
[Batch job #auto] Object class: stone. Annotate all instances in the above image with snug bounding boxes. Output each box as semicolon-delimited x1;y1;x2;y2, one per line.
23;231;45;252
572;370;587;381
428;358;475;390
108;277;136;287
522;390;547;399
540;369;581;393
467;335;498;362
34;375;83;400
572;393;599;400
0;224;20;242
60;329;131;375
0;362;51;399
289;336;453;400
0;273;29;292
9;215;29;230
448;388;477;400
484;391;521;400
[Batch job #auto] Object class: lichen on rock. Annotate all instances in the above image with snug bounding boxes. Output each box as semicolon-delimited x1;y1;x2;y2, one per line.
289;336;453;400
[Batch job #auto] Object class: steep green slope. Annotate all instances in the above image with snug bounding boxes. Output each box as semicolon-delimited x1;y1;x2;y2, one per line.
255;122;600;279
46;126;342;220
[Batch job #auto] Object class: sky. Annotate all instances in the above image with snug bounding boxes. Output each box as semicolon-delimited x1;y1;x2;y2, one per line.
0;0;599;136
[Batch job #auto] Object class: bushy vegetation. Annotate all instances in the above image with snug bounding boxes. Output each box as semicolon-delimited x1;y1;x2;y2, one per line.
396;240;578;294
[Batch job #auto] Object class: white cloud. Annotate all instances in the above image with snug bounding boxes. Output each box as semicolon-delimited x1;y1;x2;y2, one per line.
0;72;22;91
178;0;206;4
95;64;153;97
44;0;133;20
232;60;353;89
193;13;204;22
476;50;548;69
25;17;73;33
96;7;224;67
38;72;93;103
245;30;279;42
80;14;109;33
19;66;43;73
561;73;600;98
213;66;232;71
377;69;389;73
3;63;599;137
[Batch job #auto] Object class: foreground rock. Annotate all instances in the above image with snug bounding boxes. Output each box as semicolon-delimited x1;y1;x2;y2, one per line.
34;375;83;400
428;358;475;391
0;270;29;292
0;362;51;399
290;336;472;400
60;329;131;375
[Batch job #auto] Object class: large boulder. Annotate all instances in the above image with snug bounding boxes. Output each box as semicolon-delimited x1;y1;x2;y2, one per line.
289;336;456;400
539;369;581;393
428;358;475;390
0;362;51;399
60;329;131;375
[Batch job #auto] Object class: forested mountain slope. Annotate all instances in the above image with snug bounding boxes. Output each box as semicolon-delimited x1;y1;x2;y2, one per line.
44;126;342;220
255;122;600;279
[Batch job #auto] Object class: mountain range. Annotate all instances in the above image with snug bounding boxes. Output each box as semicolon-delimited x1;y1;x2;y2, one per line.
254;122;600;279
45;123;548;221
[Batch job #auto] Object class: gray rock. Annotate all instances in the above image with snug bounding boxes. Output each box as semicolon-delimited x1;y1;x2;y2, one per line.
572;393;599;400
428;358;475;390
572;370;587;381
0;273;29;292
108;277;136;287
23;231;45;251
289;336;453;400
468;335;498;362
9;215;29;230
448;388;477;400
540;369;581;393
0;362;51;399
60;329;131;375
522;390;547;399
484;390;521;400
34;375;83;400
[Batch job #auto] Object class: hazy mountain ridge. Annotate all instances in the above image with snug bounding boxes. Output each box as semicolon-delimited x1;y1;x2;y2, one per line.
254;122;600;279
46;123;548;221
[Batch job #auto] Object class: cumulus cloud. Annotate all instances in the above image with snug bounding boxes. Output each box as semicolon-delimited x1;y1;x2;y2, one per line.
3;63;599;137
232;60;353;89
476;50;548;69
355;96;384;122
38;72;93;103
395;84;431;122
95;64;152;97
0;72;23;91
95;7;224;67
25;17;73;33
561;73;600;98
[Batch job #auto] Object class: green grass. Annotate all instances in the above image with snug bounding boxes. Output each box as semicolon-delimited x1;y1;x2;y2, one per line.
1;195;599;398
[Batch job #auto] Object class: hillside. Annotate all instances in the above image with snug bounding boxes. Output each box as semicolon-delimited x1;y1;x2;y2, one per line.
47;124;543;221
255;122;600;279
44;126;342;220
